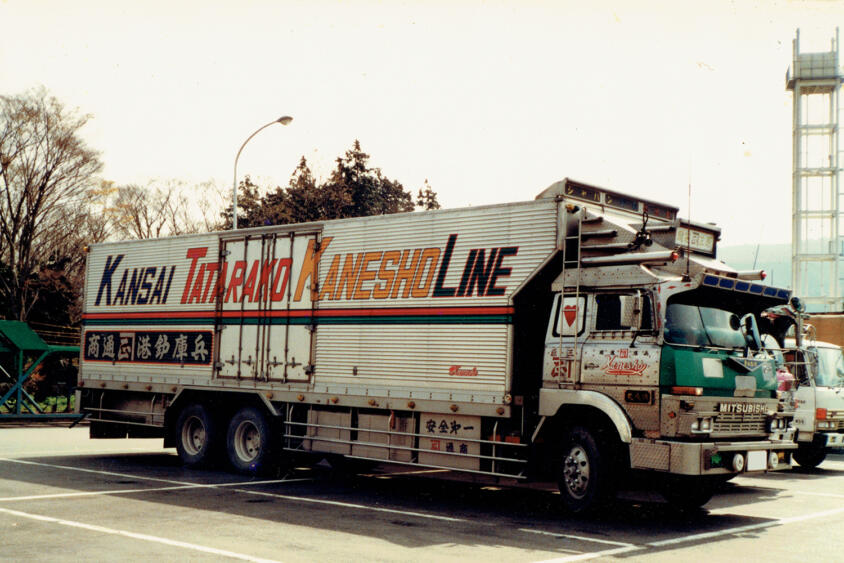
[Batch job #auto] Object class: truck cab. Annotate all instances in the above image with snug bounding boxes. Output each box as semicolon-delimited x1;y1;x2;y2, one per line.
533;187;796;510
791;339;844;467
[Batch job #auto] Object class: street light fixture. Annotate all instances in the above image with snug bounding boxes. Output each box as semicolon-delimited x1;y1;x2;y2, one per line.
232;115;293;230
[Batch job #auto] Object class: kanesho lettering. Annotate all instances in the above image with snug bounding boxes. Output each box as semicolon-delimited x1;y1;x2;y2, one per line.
318;234;518;301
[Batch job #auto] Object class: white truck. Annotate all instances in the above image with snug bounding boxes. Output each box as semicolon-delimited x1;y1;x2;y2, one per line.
791;338;844;468
77;178;797;511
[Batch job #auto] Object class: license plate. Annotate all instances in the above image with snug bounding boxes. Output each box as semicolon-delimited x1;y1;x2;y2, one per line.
747;450;767;471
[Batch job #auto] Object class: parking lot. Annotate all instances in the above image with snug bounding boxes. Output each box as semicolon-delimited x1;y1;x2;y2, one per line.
2;426;844;562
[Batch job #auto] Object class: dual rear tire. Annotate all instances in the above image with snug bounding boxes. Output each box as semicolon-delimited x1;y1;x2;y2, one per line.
226;406;277;475
174;403;278;475
175;403;220;467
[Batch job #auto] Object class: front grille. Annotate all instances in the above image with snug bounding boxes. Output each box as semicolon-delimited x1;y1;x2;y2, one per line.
712;412;767;434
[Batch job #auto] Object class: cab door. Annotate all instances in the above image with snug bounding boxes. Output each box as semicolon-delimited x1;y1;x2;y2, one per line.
579;291;660;388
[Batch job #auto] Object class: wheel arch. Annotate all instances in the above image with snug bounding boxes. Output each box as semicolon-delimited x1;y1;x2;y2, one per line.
538;388;633;444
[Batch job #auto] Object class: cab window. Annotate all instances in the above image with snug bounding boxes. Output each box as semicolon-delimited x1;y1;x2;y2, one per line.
594;293;653;331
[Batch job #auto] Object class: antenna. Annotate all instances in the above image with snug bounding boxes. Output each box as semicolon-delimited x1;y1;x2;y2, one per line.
682;174;692;282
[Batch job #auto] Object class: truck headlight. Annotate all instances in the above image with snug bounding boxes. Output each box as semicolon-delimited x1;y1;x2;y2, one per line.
768;418;784;431
691;417;712;433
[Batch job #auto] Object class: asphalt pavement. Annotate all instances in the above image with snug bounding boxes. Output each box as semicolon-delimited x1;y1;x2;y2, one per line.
1;426;843;562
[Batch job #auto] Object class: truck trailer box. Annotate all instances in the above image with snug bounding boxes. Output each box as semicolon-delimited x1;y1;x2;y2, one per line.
81;198;558;413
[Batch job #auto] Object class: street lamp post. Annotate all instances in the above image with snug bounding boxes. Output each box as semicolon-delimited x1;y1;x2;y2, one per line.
232;115;293;230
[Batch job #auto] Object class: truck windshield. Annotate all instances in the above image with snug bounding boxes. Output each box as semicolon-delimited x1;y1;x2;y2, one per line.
664;303;745;348
811;346;844;387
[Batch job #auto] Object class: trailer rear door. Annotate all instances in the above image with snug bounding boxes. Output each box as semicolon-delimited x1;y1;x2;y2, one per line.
214;230;320;383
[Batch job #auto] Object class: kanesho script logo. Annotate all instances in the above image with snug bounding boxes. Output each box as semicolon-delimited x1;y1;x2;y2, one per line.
601;353;649;376
449;365;478;377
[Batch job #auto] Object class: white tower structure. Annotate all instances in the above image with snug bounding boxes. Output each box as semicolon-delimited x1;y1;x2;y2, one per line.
786;29;844;312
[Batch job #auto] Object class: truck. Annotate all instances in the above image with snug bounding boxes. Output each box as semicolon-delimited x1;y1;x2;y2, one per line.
790;337;844;468
757;303;844;469
77;178;797;512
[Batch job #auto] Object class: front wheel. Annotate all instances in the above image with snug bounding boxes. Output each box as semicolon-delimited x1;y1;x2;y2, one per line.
226;406;278;475
557;426;612;513
175;403;220;467
793;443;827;469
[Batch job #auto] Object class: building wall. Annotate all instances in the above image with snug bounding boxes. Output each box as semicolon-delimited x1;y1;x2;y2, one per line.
808;314;844;347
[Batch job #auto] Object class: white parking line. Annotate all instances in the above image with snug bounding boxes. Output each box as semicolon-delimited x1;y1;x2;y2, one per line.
519;527;635;547
792;490;844;500
0;457;299;488
532;545;644;563
0;484;206;502
227;486;470;522
523;528;644;563
0;457;209;486
0;457;468;523
0;478;315;502
531;505;844;562
0;506;282;563
646;505;844;548
373;469;450;476
0;447;168;458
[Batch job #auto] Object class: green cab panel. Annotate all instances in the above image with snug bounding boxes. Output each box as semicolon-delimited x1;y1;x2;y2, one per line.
660;345;777;398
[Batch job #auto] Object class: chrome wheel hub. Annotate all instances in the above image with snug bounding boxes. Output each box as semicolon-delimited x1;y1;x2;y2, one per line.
563;445;590;499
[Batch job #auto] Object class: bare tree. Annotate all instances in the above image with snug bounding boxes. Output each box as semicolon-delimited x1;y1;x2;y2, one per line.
110;182;174;240
107;178;226;240
189;180;228;233
0;88;102;320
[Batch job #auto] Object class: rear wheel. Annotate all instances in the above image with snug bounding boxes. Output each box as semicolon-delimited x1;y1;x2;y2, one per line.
175;403;219;467
226;406;278;475
557;426;612;513
793;443;826;469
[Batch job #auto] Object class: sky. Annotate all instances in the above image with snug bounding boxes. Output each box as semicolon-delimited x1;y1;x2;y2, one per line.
1;0;842;247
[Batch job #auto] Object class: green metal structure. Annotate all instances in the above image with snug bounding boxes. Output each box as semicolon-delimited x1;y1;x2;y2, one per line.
0;320;83;422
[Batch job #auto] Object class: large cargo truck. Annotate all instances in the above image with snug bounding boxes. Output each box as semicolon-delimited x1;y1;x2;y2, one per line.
77;178;796;511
